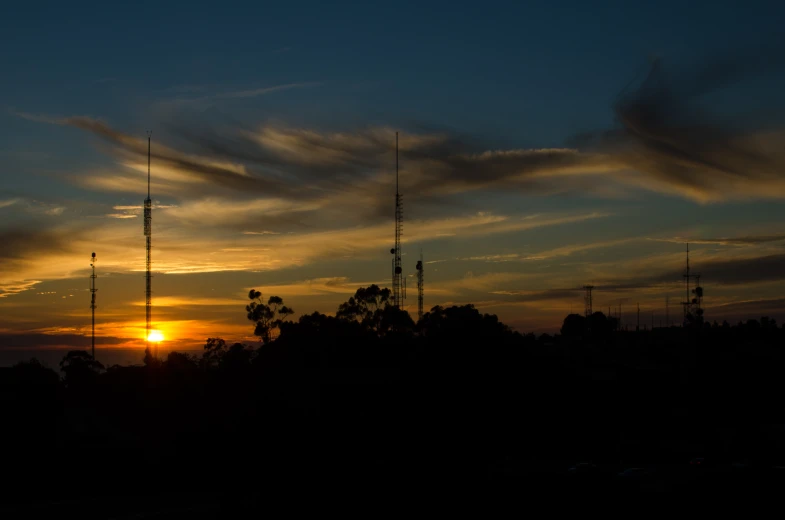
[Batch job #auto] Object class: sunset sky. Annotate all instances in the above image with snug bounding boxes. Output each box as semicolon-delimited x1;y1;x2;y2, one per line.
3;1;785;354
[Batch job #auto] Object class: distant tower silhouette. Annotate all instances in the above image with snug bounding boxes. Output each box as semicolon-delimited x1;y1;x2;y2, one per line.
583;285;594;317
416;251;424;321
681;243;690;326
691;274;704;324
680;243;704;326
637;302;640;331
390;132;404;309
144;132;153;352
665;295;670;327
90;252;97;359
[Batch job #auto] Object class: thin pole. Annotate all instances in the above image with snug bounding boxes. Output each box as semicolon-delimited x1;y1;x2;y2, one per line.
145;132;152;353
90;252;97;358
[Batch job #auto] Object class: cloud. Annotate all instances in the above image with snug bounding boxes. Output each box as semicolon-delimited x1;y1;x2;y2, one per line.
490;288;581;303
460;238;635;263
17;42;785;208
709;298;785;319
0;280;43;298
574;44;785;202
106;213;137;219
21;112;620;216
648;234;785;246
165;82;319;109
650;253;785;286
0;333;132;349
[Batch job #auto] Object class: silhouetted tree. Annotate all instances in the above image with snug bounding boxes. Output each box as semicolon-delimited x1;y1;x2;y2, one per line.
143;347;162;368
246;290;294;343
337;285;394;332
201;337;228;369
59;350;104;387
164;351;198;372
10;358;60;386
220;342;253;371
561;313;586;338
418;304;513;344
378;303;416;334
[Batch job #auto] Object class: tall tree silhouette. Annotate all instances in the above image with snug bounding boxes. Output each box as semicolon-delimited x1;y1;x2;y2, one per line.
246;290;294;343
337;285;395;332
201;337;228;369
59;350;104;387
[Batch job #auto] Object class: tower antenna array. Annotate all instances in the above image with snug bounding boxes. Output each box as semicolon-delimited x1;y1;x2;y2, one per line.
681;243;690;325
144;131;153;354
416;251;424;321
390;132;404;309
582;285;594;317
666;295;670;327
680;243;704;326
90;252;97;359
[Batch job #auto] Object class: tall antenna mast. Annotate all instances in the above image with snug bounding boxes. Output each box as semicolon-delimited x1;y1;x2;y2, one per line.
582;285;594;317
682;243;690;326
391;132;403;310
144;131;153;354
637;302;640;331
416;251;424;321
90;252;97;359
666;295;670;327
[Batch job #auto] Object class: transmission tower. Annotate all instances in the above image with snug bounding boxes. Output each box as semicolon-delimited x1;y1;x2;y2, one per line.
390;132;404;309
582;285;594;317
680;243;704;326
681;243;690;325
416;251;424;321
144;132;153;353
637;302;640;331
90;252;97;359
665;295;670;327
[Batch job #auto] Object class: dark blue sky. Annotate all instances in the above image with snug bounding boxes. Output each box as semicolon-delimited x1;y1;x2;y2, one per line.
5;1;784;145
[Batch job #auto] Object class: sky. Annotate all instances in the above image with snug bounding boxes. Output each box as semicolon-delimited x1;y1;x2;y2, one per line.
3;0;785;356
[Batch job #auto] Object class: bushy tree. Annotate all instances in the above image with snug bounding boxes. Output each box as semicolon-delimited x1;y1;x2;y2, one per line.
143;347;162;369
59;350;104;387
201;337;228;369
246;290;294;343
337;285;407;333
163;351;198;372
561;313;586;338
10;358;60;386
220;342;253;371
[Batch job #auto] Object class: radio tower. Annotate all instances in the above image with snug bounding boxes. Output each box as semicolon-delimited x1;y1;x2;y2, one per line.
416;251;424;321
582;285;594;317
90;252;97;359
144;132;153;353
666;295;670;327
390;132;404;309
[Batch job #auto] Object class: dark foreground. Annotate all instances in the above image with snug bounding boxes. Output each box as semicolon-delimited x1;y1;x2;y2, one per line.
3;308;785;514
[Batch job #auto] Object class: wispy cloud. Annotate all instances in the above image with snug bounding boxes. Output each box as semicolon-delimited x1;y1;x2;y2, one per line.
648;234;785;246
163;82;320;109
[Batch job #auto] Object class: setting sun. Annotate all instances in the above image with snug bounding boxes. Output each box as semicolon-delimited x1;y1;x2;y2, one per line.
147;330;164;343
